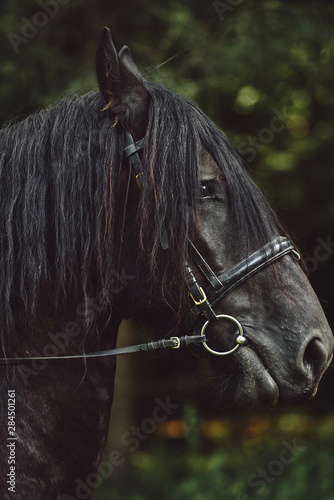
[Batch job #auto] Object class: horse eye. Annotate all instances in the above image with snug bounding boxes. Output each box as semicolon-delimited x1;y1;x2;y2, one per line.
200;181;216;200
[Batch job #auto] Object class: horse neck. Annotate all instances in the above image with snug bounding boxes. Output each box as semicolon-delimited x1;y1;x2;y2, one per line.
0;310;121;498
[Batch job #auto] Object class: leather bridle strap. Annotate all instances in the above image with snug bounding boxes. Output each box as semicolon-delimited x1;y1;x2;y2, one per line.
187;264;218;322
186;236;300;323
210;237;299;306
113;131;145;292
0;334;206;364
123;131;145;187
187;239;223;290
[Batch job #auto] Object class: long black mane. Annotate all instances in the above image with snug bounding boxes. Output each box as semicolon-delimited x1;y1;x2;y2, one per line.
0;82;284;350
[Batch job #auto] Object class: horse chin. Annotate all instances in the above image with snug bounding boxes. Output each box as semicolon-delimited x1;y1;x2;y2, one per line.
232;345;330;410
233;346;280;409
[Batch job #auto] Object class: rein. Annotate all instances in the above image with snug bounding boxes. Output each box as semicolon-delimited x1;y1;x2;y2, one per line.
0;335;206;365
0;129;301;365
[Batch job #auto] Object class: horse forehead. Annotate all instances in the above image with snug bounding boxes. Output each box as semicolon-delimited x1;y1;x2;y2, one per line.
199;150;221;178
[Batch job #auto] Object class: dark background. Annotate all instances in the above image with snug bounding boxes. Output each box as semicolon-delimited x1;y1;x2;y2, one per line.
1;1;333;498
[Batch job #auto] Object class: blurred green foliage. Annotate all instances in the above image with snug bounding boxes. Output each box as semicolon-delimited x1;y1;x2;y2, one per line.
92;403;334;500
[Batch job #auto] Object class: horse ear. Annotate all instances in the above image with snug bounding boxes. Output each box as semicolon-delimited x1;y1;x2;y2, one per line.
118;45;142;79
95;27;149;139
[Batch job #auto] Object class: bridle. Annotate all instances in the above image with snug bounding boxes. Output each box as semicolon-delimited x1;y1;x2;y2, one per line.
0;130;300;364
121;130;300;355
186;236;300;356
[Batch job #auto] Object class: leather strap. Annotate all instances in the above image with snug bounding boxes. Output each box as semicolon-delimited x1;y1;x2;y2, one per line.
187;265;218;322
188;236;299;321
123;136;145;160
187;239;223;290
113;131;145;302
0;334;207;364
123;131;145;182
207;236;297;307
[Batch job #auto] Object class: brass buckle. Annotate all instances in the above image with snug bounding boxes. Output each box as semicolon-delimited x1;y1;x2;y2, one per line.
170;337;181;349
136;172;144;189
190;287;207;306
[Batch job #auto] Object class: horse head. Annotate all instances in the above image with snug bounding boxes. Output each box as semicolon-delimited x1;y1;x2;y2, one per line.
96;28;333;409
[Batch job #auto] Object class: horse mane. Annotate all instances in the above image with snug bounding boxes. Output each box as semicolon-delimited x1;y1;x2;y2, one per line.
0;82;284;350
0;92;121;346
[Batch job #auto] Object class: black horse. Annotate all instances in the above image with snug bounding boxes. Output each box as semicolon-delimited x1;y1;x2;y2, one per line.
0;28;333;499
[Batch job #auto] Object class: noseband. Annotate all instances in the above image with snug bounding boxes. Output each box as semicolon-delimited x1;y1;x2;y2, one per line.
0;130;300;364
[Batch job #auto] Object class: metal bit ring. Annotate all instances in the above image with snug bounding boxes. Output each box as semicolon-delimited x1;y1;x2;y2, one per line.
200;314;247;356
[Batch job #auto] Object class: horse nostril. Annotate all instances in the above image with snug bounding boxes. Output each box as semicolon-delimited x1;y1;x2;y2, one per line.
302;337;327;377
